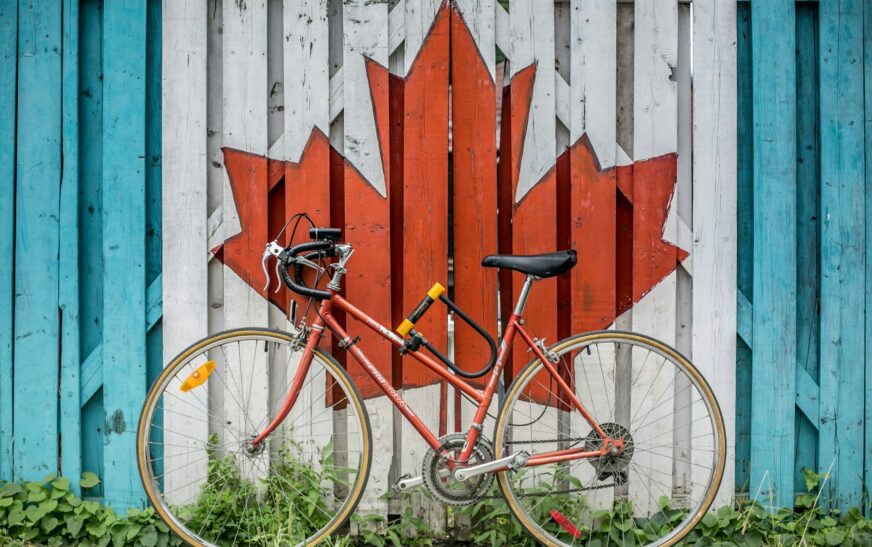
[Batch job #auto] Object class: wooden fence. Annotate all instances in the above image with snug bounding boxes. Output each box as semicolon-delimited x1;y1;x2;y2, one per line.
0;0;162;511
163;0;737;520
736;0;872;512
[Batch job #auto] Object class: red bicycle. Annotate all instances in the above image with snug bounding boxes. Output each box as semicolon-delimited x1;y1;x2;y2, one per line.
138;214;725;546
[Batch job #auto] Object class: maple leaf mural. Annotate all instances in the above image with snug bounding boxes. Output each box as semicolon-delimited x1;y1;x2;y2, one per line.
214;1;686;398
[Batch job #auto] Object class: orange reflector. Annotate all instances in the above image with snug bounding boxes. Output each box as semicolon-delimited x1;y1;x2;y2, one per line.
180;361;216;392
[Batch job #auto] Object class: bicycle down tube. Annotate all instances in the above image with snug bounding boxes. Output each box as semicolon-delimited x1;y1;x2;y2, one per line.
254;283;619;469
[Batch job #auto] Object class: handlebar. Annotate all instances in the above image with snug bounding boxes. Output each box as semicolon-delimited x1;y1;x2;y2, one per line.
278;241;335;300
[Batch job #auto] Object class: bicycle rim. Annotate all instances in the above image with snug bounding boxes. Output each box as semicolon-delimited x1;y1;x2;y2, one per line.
137;329;371;547
495;331;726;547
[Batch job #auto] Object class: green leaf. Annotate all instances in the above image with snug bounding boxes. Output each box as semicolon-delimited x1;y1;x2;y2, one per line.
65;514;86;536
825;530;846;545
80;472;101;489
140;524;158;547
42;516;60;533
0;496;13;507
1;483;22;497
27;489;47;503
126;523;143;540
8;506;25;526
25;504;43;522
51;477;71;491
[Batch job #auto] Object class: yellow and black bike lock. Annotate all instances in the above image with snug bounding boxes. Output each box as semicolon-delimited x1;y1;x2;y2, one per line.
396;282;446;336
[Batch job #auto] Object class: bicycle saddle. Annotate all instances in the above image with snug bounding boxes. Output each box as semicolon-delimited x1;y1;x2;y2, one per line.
481;250;577;278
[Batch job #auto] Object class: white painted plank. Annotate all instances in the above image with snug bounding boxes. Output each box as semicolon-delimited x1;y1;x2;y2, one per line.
692;0;737;509
388;0;405;56
343;0;389;197
510;0;557;202
630;0;679;515
494;2;509;63
571;0;616;167
161;0;209;505
283;0;329;162
342;0;393;516
222;0;270;480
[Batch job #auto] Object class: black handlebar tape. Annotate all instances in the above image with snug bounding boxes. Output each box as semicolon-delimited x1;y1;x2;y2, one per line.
396;283;446;336
278;241;334;300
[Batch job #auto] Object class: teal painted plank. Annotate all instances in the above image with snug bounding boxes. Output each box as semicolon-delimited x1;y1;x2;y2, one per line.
794;3;820;494
0;0;17;482
795;366;820;428
101;0;149;511
817;0;865;511
865;0;872;512
80;345;103;406
750;0;798;508
60;0;82;495
735;1;753;493
13;0;62;481
736;289;752;348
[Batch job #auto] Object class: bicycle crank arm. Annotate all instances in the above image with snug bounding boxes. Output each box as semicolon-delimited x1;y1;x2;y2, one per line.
395;476;424;491
453;451;530;482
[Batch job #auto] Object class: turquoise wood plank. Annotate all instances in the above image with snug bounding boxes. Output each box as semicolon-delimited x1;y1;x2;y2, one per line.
735;1;753;493
78;0;105;497
736;289;752;348
60;0;82;495
0;0;17;482
865;0;872;509
795;366;820;428
817;0;865;511
101;0;149;510
794;3;820;494
13;0;62;481
750;0;798;508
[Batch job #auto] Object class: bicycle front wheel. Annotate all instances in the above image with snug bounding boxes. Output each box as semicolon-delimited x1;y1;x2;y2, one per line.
137;328;372;546
494;331;725;547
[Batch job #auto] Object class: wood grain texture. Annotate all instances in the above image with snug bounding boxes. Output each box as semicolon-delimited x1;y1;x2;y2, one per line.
14;0;62;481
508;0;558;380
451;0;498;383
59;0;82;492
0;0;16;482
817;0;865;510
101;0;148;508
691;0;737;508
750;0;797;508
162;0;209;507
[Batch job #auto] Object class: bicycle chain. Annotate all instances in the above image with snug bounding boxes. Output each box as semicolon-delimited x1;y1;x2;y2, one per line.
504;437;586;445
475;481;617;500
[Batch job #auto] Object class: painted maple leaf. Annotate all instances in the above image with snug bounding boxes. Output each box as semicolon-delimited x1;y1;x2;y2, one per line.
214;1;686;396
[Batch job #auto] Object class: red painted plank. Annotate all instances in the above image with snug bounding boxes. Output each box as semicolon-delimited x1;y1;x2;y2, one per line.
400;4;450;389
450;4;498;386
507;66;559;384
343;60;393;398
570;136;616;334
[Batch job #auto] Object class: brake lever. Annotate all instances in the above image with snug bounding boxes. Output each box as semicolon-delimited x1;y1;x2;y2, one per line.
262;241;284;292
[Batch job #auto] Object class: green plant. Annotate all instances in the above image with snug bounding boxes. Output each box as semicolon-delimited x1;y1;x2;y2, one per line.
0;472;182;547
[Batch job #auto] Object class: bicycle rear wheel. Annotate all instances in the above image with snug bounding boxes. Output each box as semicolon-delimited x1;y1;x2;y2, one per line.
137;328;371;546
494;331;725;547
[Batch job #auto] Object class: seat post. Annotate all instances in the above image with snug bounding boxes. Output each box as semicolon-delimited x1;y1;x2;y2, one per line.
513;275;537;317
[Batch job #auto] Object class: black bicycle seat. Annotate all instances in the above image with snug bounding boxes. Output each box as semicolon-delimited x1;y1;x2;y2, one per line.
481;250;577;278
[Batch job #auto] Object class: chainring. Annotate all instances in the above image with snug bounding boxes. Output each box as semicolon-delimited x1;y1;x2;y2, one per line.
422;433;495;506
583;422;634;485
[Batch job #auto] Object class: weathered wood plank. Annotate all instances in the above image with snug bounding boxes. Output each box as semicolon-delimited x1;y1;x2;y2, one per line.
78;0;106;492
14;0;62;481
59;0;82;492
570;0;616;338
508;0;558;380
630;0;678;512
817;0;865;510
865;0;872;510
691;0;737;508
0;0;16;482
734;1;752;492
342;0;394;513
794;3;820;494
101;0;149;508
451;0;498;385
750;0;797;508
162;0;209;507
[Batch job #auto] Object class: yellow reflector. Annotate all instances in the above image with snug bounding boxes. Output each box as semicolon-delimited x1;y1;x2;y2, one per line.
180;360;216;392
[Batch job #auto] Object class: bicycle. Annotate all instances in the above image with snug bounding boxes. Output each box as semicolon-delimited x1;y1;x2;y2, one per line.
138;213;725;546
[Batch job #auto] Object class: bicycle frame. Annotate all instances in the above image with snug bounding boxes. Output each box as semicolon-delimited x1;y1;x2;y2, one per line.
254;276;621;470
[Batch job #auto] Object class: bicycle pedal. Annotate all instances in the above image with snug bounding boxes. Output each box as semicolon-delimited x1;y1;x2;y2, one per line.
394;475;423;492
